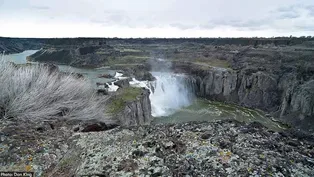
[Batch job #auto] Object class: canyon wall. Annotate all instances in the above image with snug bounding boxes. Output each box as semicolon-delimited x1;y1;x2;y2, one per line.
27;45;114;67
175;61;314;131
114;88;152;127
0;38;43;54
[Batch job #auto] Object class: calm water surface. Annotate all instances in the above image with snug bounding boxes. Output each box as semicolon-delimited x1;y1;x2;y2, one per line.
3;50;116;87
153;98;284;131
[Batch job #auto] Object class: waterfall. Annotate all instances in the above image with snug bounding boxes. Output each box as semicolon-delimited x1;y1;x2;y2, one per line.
129;57;195;117
149;72;194;117
129;72;195;117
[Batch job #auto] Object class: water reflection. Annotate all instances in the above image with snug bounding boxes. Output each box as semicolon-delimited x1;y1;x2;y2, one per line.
153;99;284;131
3;50;116;87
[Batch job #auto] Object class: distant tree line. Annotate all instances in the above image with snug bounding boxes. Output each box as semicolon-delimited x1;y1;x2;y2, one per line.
1;36;314;49
40;36;314;46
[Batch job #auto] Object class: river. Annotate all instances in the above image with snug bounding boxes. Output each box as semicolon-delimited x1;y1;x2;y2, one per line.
2;50;116;88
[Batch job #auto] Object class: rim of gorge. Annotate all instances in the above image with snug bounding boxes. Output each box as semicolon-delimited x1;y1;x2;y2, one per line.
0;37;314;176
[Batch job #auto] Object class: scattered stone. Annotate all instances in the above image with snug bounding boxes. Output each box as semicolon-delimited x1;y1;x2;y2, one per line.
163;141;174;148
200;132;211;139
73;127;80;132
98;74;113;79
73;121;314;176
132;150;145;158
219;139;232;149
117;159;138;172
1;119;314;176
81;122;108;132
97;89;108;95
287;140;299;147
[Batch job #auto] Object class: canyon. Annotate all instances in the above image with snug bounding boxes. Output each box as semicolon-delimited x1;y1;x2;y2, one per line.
0;37;314;176
17;37;314;132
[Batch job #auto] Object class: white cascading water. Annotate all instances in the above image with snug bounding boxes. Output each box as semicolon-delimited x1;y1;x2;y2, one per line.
150;72;194;117
130;72;194;117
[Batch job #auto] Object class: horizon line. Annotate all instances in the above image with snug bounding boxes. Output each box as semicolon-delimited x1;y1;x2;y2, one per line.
1;35;312;39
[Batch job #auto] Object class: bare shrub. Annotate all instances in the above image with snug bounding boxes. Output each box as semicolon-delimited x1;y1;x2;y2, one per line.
0;59;107;122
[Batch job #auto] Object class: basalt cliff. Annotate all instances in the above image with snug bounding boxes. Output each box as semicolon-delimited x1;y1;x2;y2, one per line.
171;46;314;132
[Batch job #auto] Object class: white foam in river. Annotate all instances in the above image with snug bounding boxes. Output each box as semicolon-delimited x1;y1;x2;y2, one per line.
114;72;124;78
130;78;150;89
106;82;119;92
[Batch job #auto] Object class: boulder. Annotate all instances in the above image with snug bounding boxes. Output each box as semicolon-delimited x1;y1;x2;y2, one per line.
114;78;131;88
98;73;113;78
97;89;108;95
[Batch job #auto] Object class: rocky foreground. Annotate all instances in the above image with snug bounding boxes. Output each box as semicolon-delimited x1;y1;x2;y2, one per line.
1;119;313;176
68;121;314;177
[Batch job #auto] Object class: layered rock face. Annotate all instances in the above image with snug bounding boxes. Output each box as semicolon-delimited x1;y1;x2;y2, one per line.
173;47;314;131
187;67;314;130
185;66;280;112
0;38;43;54
115;88;152;126
280;79;314;127
27;45;115;67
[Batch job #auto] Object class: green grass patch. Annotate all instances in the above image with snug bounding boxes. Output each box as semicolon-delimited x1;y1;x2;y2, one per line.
120;48;142;52
194;59;230;69
170;58;231;69
95;51;110;55
121;55;150;61
107;55;150;65
108;87;142;114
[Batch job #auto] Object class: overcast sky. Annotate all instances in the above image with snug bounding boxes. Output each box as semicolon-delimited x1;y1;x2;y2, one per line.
0;0;314;38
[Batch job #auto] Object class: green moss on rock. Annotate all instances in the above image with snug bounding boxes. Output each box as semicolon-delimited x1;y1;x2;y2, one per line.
108;87;143;114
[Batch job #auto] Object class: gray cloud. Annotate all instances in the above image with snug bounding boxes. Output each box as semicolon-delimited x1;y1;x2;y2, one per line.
90;19;107;24
199;18;270;31
305;5;314;11
279;12;300;19
296;25;314;31
89;10;132;27
0;0;314;37
272;4;303;19
276;6;297;13
170;23;194;30
31;6;50;10
305;5;314;16
199;4;314;32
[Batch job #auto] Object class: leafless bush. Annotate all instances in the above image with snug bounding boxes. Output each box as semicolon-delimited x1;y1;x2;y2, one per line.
0;59;107;122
